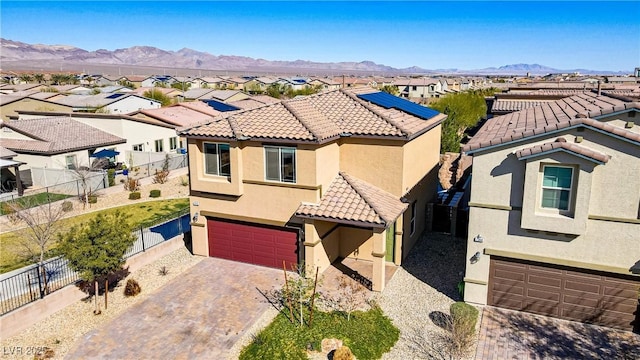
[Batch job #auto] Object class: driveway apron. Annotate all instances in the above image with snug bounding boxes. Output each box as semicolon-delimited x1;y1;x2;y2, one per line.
66;258;283;359
476;306;640;360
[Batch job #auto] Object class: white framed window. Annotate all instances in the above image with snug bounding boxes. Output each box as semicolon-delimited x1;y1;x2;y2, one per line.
264;146;296;183
541;165;573;211
410;201;417;235
133;144;143;152
169;137;178;151
155;139;164;152
65;155;76;170
204;143;230;177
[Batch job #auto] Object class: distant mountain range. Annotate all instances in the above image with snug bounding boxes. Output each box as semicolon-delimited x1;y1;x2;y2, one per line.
0;39;630;76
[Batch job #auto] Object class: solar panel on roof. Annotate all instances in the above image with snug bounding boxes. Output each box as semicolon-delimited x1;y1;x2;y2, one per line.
201;99;241;112
106;93;125;99
357;92;440;120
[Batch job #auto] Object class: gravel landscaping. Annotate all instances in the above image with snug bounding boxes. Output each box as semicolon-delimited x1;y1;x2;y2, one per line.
377;232;476;360
0;247;203;359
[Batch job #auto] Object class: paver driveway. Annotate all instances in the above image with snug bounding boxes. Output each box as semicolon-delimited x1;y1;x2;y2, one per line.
476;306;640;360
66;258;283;359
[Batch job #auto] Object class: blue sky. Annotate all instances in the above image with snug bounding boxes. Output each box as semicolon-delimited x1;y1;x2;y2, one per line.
1;1;638;71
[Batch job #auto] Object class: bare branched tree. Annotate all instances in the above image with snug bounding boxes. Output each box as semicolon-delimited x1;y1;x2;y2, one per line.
7;199;66;294
68;160;103;209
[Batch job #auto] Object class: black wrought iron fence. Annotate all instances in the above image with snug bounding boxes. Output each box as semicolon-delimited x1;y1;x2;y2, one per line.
0;212;190;316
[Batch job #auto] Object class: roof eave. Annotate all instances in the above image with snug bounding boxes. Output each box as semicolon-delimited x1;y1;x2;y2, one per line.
517;148;608;165
295;213;385;229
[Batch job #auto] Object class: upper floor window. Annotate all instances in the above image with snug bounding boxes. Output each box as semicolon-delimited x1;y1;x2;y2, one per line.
204;143;230;177
265;146;296;183
541;165;573;211
133;144;143;152
155;139;164;152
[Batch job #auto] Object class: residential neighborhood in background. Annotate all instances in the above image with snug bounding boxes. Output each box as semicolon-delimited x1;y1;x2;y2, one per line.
1;61;639;356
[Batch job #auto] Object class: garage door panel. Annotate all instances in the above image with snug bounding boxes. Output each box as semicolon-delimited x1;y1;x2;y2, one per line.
208;219;298;269
527;274;562;288
524;300;560;317
494;269;525;282
564;280;602;294
489;257;639;331
527;288;560;302
492;282;525;295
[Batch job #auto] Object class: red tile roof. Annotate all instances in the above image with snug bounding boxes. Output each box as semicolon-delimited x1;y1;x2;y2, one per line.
178;88;445;143
296;172;407;227
464;92;640;152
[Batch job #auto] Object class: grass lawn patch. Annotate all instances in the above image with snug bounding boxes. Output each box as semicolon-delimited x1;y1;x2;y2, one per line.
240;306;399;360
0;198;189;273
0;193;72;215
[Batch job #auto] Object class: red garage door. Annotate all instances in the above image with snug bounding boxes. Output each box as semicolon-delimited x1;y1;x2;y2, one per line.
207;219;298;269
489;257;640;331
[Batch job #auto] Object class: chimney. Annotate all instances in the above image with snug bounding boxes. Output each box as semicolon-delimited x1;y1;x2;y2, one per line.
597;80;601;96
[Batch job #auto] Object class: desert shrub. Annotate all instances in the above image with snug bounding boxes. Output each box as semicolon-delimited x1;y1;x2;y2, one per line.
153;169;169;184
445;301;479;358
450;302;479;329
107;169;115;186
88;195;97;204
180;176;189;186
158;266;169;276
333;346;354;360
61;200;73;212
129;192;141;200
149;189;161;198
123;178;140;192
124;279;141;297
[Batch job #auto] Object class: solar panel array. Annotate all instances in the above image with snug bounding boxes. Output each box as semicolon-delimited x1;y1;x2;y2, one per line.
201;99;241;112
357;92;439;120
106;93;125;99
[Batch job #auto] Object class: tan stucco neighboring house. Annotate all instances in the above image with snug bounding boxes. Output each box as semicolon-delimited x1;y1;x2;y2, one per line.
0;94;73;121
178;87;446;292
462;91;640;331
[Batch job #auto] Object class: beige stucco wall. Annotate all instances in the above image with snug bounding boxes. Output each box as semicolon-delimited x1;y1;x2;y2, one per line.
0;99;72;121
464;127;640;305
402;125;442;194
339;138;404;195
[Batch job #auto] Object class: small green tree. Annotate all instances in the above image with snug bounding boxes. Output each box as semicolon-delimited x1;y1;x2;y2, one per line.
430;91;488;153
379;84;399;95
143;88;172;106
171;82;191;91
57;212;136;313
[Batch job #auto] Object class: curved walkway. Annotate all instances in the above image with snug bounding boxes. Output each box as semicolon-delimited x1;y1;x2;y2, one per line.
65;258;283;359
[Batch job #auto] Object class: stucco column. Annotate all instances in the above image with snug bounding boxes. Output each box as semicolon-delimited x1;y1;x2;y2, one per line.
371;229;386;292
190;207;208;257
303;220;326;275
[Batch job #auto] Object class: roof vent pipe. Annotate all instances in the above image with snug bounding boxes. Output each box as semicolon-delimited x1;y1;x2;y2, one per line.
597;81;601;96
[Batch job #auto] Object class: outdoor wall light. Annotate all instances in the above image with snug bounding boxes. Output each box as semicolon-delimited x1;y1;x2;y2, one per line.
473;234;484;243
470;251;481;264
192;212;199;222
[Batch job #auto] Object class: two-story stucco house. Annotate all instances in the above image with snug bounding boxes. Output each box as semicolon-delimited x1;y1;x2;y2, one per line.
462;91;640;331
178;88;446;291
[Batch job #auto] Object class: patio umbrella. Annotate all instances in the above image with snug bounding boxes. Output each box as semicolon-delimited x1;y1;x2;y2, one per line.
91;149;120;158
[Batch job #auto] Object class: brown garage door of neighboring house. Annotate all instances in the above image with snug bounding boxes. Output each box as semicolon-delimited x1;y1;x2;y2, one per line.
207;218;299;270
488;257;640;331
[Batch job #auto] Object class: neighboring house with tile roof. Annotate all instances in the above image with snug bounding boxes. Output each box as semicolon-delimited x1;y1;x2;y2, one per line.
15;110;180;166
178;87;446;291
0;117;125;176
461;91;640;331
54;93;162;114
0;94;73;121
